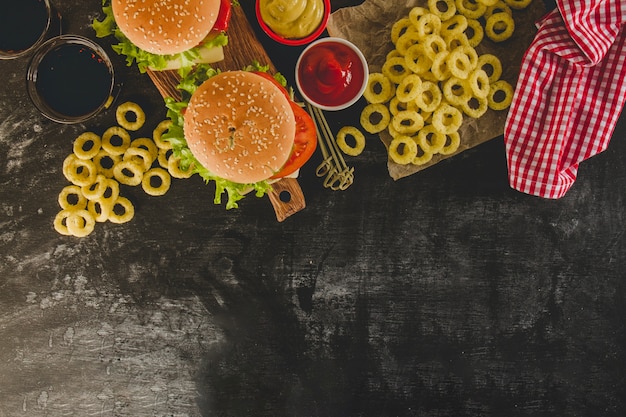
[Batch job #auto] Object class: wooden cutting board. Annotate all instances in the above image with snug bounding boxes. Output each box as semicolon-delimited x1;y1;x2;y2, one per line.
146;5;306;222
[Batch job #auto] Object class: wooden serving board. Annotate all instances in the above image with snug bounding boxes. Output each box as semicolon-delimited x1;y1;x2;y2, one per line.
147;5;305;222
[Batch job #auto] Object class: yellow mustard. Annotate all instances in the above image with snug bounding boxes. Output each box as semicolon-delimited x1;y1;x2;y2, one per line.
259;0;325;39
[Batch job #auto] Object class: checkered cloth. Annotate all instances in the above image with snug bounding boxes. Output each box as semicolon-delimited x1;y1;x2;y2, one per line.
503;0;626;199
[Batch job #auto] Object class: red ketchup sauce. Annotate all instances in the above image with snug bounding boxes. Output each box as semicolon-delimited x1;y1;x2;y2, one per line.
297;40;365;108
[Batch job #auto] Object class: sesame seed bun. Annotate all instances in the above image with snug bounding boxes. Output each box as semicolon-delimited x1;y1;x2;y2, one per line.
112;0;221;55
183;71;296;184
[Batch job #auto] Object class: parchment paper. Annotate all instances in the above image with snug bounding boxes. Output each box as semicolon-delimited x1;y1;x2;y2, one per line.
327;0;547;179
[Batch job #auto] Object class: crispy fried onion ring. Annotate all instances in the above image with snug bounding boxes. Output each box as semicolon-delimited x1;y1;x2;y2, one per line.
102;126;131;156
58;185;87;210
63;154;97;187
54;209;96;237
392;110;425;135
432;103;464;134
388;135;418;165
113;159;144;186
485;12;515;42
336;126;366;157
363;72;396;104
108;196;135;224
116;101;146;131
141;167;172;196
73;132;101;160
487;79;514;110
360;103;391;134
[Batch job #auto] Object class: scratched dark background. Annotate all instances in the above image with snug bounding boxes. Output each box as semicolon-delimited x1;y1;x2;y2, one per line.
1;1;625;416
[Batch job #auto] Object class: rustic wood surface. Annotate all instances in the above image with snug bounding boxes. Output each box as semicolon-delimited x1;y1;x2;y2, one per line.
0;1;625;417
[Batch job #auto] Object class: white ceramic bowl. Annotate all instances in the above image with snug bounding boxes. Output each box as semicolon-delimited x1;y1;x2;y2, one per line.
295;37;368;111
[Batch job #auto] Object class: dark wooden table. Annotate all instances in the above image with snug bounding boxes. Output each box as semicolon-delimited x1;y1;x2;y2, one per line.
1;1;624;416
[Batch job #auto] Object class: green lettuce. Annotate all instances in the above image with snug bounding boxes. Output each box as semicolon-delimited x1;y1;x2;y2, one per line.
92;0;228;78
161;63;288;209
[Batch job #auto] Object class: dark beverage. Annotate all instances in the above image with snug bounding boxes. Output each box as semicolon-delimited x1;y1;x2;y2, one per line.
0;0;50;58
27;36;116;123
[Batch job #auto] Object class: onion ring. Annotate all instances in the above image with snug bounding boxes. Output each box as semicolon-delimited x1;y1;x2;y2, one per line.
92;149;121;178
428;0;457;21
336;126;366;157
464;18;484;47
141;167;172;196
108;196;134;224
395;31;422;55
360;103;391;134
455;0;487;19
363;72;396;104
396;74;423;103
124;146;154;172
440;14;468;37
461;96;489;118
392;110;425;135
431;51;452;81
439;131;461;155
487;79;514;110
468;68;490;99
66;209;96;237
73;132;101;160
476;53;503;83
152;120;173;150
414;12;442;38
58;185;87;210
102;126;131;156
412;144;434;166
382;56;411;84
130;137;158;162
87;199;112;223
113;159;144;186
408;6;429;28
416;81;443;112
432;103;463;134
63;154;97;187
81;174;109;201
443;77;472;106
391;17;413;44
98;178;120;206
167;155;194;179
388;135;418;165
404;44;434;75
53;209;74;236
417;124;447;153
485;12;515;42
115;101;145;131
446;48;473;79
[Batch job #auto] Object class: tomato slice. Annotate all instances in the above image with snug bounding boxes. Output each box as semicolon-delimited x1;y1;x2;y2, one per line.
271;101;318;179
212;0;232;32
250;72;318;179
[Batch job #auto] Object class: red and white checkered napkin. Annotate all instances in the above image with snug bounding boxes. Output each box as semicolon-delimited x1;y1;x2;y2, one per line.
504;0;626;199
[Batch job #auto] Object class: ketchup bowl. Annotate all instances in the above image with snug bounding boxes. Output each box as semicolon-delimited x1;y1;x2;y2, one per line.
256;0;331;46
295;37;368;111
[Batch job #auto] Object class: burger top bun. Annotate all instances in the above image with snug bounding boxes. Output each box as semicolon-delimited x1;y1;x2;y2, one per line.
184;71;297;184
112;0;221;55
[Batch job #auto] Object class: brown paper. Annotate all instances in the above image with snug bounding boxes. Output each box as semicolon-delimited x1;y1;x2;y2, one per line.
327;0;547;180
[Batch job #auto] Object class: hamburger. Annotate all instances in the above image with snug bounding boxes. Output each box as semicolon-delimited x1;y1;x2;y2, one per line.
163;64;317;208
92;0;232;74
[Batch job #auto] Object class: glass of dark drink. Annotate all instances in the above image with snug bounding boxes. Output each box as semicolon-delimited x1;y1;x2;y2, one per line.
0;0;52;59
26;35;118;124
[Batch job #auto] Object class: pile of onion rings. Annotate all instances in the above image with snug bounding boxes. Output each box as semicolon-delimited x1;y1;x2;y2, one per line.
54;101;186;237
360;0;531;165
